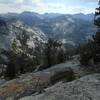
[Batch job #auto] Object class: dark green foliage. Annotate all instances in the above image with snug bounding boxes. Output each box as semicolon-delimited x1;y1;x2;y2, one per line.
57;48;66;63
33;38;44;65
65;48;76;60
43;38;66;67
3;29;36;79
5;61;16;79
92;31;100;63
80;1;100;66
0;49;17;79
1;31;66;79
80;40;95;66
50;68;75;85
44;38;53;67
93;1;100;64
66;69;76;82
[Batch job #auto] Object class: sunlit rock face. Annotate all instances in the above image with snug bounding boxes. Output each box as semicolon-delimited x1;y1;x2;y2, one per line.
0;18;47;51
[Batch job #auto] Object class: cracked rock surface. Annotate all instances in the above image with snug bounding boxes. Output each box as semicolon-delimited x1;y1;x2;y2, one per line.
20;74;100;100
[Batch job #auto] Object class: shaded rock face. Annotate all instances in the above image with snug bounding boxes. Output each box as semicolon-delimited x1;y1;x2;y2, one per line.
0;18;9;35
0;19;6;25
0;19;11;50
20;74;100;100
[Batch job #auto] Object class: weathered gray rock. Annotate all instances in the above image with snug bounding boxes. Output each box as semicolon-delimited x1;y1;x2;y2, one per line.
20;74;100;100
0;61;77;100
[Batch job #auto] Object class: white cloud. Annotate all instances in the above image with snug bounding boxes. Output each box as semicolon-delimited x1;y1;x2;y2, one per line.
0;0;23;4
81;0;97;3
0;0;97;14
32;0;42;4
0;4;21;13
31;2;95;14
15;0;23;4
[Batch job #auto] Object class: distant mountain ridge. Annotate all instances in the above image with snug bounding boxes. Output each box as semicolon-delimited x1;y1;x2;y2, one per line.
0;12;94;20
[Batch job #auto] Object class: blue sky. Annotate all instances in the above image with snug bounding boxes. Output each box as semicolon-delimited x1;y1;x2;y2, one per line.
0;0;98;14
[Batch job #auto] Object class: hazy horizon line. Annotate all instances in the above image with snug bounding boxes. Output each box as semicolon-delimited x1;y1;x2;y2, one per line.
0;11;94;15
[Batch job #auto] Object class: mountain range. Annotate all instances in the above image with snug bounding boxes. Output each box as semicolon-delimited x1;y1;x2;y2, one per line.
0;12;96;50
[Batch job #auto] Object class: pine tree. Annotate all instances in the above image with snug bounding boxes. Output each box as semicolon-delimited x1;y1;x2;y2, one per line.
5;60;16;79
94;0;100;64
43;38;66;67
80;0;100;66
